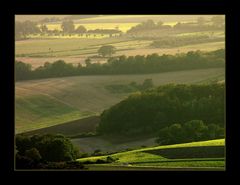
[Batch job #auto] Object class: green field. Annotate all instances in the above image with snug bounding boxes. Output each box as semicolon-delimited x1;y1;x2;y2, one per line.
21;116;100;137
15;68;225;134
15;38;152;58
77;139;225;170
15;37;132;56
15;94;94;133
15;39;224;70
15;14;224;70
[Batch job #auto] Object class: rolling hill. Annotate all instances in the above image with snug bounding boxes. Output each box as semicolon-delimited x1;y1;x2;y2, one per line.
15;68;225;134
77;139;225;170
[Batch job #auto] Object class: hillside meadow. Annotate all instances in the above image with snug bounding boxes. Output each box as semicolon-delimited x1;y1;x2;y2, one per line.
77;139;225;170
15;67;225;134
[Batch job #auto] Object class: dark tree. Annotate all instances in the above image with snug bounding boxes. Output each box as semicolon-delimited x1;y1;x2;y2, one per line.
40;24;48;33
98;45;116;57
25;148;42;162
61;20;75;33
141;79;154;90
15;61;32;81
75;25;87;33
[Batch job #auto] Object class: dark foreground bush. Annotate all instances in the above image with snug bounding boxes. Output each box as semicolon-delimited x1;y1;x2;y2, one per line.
15;134;81;169
156;120;224;145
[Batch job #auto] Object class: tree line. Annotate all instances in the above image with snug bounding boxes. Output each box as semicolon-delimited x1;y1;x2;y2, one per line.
15;20;122;40
127;16;225;34
15;134;82;169
150;35;224;48
97;83;225;139
105;79;154;94
15;49;225;81
156;120;224;145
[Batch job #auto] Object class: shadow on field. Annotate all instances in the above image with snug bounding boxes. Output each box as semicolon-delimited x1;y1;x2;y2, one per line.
144;146;224;159
21;116;100;136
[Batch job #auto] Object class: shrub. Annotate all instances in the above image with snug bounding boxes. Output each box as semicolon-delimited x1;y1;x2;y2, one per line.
156;120;224;145
25;148;42;162
15;134;79;166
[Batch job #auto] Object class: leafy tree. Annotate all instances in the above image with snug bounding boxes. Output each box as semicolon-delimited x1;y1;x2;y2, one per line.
75;25;87;33
141;79;154;90
15;61;32;80
15;49;225;81
25;148;42;162
16;134;78;163
61;20;75;33
97;83;225;137
157;20;164;27
156;120;223;145
182;120;207;141
85;58;92;67
15;21;40;39
40;24;48;33
143;19;156;29
16;135;32;155
98;45;116;57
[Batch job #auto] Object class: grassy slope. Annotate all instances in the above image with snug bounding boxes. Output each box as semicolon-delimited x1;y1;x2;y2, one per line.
15;94;94;133
77;139;225;170
21;116;100;137
15;68;225;133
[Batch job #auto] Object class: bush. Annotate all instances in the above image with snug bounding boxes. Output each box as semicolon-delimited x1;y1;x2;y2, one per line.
25;148;42;162
79;153;89;158
98;45;116;57
15;134;79;168
93;149;103;156
156;120;224;145
106;156;118;163
15;49;225;81
98;83;224;137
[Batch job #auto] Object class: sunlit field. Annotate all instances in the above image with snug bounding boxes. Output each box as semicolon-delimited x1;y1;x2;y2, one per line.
77;139;225;170
15;67;224;133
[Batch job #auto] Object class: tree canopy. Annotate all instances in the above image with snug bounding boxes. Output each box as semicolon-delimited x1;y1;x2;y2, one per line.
61;20;75;33
97;83;225;137
98;45;117;57
15;49;225;81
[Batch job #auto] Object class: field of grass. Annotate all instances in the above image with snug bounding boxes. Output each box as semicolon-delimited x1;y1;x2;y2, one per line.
176;31;225;38
15;94;95;133
15;38;224;69
15;68;224;134
77;139;225;170
21;116;100;137
15;39;224;58
15;37;131;56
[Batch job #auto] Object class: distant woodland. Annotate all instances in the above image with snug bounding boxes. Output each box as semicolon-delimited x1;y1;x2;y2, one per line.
15;49;225;81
